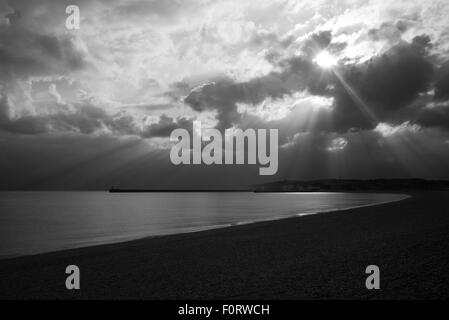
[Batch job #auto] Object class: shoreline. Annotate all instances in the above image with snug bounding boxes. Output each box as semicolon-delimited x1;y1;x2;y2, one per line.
0;192;409;261
1;191;448;299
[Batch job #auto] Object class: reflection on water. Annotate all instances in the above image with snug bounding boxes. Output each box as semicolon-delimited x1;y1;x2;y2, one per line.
0;192;408;258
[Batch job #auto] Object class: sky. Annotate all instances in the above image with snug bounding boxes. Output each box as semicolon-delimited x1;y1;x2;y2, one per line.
1;0;449;190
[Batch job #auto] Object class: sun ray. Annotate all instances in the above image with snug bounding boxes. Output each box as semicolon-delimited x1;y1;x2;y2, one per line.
332;70;379;127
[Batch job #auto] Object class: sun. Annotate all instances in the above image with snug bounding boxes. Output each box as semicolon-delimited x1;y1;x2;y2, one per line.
314;51;337;69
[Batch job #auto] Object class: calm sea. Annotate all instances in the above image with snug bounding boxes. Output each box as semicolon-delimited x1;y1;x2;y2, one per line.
0;192;408;258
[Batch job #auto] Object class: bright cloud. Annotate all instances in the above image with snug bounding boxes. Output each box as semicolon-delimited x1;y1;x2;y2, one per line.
327;137;348;152
375;121;421;137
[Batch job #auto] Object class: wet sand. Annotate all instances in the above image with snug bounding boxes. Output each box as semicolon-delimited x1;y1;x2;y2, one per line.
1;191;448;299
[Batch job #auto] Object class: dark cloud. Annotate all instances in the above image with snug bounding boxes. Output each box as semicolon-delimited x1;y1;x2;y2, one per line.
50;106;135;135
0;92;49;134
141;114;193;138
0;85;136;135
124;103;174;112
184;74;294;130
434;61;449;101
184;32;438;137
0;25;89;81
0;87;193;138
0;99;135;136
415;104;449;130
329;36;434;132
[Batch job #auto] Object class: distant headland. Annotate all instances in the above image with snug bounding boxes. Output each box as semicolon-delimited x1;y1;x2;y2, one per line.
252;178;449;192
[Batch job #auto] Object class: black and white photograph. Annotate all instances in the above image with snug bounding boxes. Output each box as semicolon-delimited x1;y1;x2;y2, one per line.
0;0;449;307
